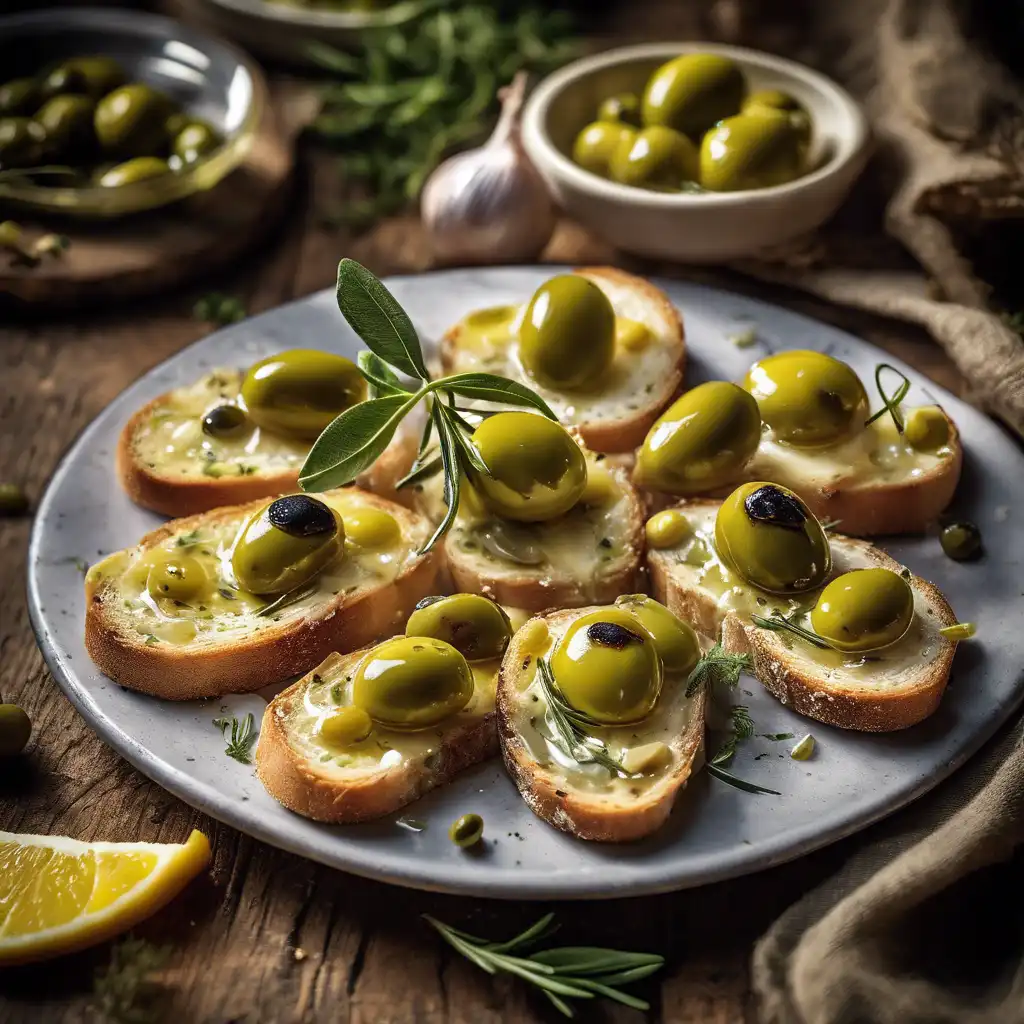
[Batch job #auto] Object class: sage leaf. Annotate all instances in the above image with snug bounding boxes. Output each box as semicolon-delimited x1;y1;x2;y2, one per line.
396;453;443;490
358;350;408;398
441;372;557;419
336;259;429;380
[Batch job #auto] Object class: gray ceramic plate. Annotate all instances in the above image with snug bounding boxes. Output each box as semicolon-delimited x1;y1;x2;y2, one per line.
27;268;1024;899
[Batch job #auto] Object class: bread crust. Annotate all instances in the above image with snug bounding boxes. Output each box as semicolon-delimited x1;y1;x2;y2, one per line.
84;490;444;700
440;266;685;455
257;652;498;824
496;607;707;842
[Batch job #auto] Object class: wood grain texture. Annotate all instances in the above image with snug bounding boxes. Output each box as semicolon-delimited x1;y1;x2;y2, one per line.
0;85;969;1024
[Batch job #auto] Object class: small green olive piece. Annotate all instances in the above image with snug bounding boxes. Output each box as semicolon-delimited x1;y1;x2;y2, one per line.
642;53;745;138
903;406;950;452
202;404;250;439
94;83;173;157
34;94;96;158
645;508;692;549
319;706;373;748
172;121;219;164
743;350;869;448
0;78;40;117
240;349;366;440
0;117;46;169
97;156;169;188
0;704;32;757
940;622;976;641
519;275;615;390
146;553;207;602
810;568;914;653
551;609;663;724
352;636;474;729
699;111;805;192
634;381;762;495
41;56;124;99
470;412;588;522
714;482;831;594
790;734;815;761
615;594;700;674
449;813;484;848
597;92;642;126
940;521;982;562
0;483;30;517
406;594;512;662
571;121;635;178
609;125;699;190
343;507;400;549
232;494;343;595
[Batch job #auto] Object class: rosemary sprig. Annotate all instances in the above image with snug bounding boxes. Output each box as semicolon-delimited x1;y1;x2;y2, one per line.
255;581;318;618
864;363;912;433
425;913;664;1018
707;762;781;796
213;713;257;764
93;936;170;1024
751;610;830;649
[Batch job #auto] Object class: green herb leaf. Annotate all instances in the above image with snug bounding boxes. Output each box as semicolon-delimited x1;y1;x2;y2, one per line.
864;362;912;433
710;705;755;765
685;643;751;697
358;350;410;398
213;713;257;764
256;582;318;618
441;372;558;419
420;404;462;553
751;611;830;649
707;762;781;796
395;453;444;490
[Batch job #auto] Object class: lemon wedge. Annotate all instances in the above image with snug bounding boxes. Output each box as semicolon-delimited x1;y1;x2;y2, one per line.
0;829;211;966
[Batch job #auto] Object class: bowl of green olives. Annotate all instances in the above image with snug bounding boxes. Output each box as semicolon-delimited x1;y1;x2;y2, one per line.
0;7;264;216
521;43;869;262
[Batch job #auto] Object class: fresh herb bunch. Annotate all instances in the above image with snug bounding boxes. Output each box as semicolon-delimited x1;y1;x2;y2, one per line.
298;258;556;552
307;0;581;224
425;913;664;1018
213;713;258;764
93;937;170;1024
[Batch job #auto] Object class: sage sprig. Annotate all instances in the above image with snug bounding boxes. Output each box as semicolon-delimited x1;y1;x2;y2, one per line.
298;259;556;553
865;363;912;434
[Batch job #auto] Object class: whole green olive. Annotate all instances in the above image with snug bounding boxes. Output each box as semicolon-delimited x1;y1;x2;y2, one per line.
645;508;692;549
0;117;46;169
34;94;96;159
352;636;474;729
571;121;635;178
615;594;700;674
41;56;124;100
903;406;950;452
94;83;172;157
742;88;811;148
714;482;831;594
319;705;373;747
0;483;30;517
146;553;207;602
609;125;699;191
470;412;588;522
97;156;169;188
0;78;39;117
202;404;250;439
519;275;615;390
0;703;32;757
240;349;366;440
700;111;805;192
406;594;512;662
809;567;914;653
597;92;642;126
172;121;219;165
642;53;745;138
634;381;762;495
742;350;869;448
449;812;484;848
232;494;343;595
344;507;400;550
551;608;663;725
940;521;982;562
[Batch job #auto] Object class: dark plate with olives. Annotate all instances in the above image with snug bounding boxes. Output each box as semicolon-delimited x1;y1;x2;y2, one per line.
27;268;1024;898
0;7;264;216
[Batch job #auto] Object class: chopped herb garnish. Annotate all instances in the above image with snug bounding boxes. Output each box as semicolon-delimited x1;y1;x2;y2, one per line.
684;643;751;697
143;634;160;647
194;292;246;326
176;529;202;548
213;713;257;764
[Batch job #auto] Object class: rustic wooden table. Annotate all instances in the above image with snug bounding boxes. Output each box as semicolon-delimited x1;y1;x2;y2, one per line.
0;81;968;1022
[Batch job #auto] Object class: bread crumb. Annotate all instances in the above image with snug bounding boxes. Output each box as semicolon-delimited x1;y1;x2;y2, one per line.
293;948;308;961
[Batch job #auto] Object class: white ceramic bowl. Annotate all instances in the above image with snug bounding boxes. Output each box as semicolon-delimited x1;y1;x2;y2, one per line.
521;42;870;263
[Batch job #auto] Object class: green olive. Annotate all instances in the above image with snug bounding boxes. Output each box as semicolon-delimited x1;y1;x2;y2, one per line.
0;78;40;117
714;482;831;594
571;121;635;178
597;92;642;126
172;121;219;164
634;381;762;495
146;553;207;602
551;609;663;725
940;521;982;562
742;88;811;148
0;483;29;517
40;56;124;100
645;508;692;549
406;594;512;662
344;507;400;549
904;406;950;452
699;111;805;192
352;636;474;729
519;275;615;389
609;125;699;190
240;349;366;440
202;404;250;439
318;706;373;748
94;83;172;157
34;94;96;159
97;156;169;187
232;494;343;595
810;568;914;653
0;704;31;757
742;350;869;448
0;117;46;169
449;813;484;848
615;594;700;674
642;53;745;138
470;412;588;522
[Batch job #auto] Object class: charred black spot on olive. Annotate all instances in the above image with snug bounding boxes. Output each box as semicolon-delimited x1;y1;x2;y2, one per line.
268;495;337;537
414;594;446;611
586;621;644;649
202;404;249;439
744;484;807;530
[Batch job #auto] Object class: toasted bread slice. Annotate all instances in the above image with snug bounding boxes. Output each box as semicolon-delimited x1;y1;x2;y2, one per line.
497;607;707;842
647;500;959;731
439;267;685;454
257;650;498;824
84;489;443;700
118;369;310;518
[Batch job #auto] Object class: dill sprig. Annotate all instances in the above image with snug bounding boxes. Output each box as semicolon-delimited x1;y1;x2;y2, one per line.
93;937;170;1024
707;705;780;796
864;362;912;433
212;713;257;764
684;643;751;697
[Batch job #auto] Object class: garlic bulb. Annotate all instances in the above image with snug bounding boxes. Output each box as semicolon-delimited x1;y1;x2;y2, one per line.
421;72;556;265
